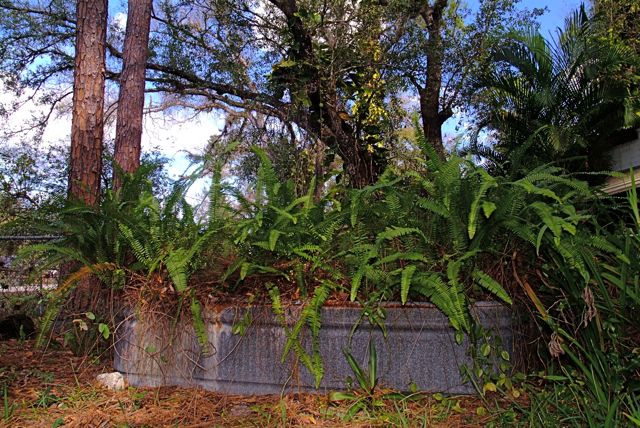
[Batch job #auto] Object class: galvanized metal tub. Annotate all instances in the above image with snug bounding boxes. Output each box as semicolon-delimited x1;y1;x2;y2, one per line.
113;302;511;395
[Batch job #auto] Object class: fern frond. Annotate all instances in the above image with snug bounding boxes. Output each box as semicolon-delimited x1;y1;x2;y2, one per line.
166;248;189;293
189;294;210;354
468;170;498;239
118;223;153;269
413;273;470;332
374;252;428;266
400;265;417;305
36;263;117;348
472;270;512;304
417;197;450;218
376;226;426;244
350;265;369;301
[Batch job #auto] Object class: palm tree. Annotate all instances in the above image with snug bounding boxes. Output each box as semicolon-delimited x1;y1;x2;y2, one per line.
471;6;639;178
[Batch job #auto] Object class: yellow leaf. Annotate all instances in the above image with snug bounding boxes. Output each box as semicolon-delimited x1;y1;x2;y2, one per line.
483;382;497;393
338;111;351;121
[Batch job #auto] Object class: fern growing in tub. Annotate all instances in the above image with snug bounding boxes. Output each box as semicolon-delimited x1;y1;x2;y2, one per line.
19;164;161;348
341;130;598;336
227;146;346;386
22;160;230;354
114;158;232;353
228;146;345;292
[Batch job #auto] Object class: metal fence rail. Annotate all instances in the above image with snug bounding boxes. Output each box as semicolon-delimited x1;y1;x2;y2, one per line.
0;235;61;241
0;235;60;293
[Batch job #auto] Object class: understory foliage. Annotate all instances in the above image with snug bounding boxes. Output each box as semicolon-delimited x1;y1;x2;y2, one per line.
1;1;637;424
521;180;640;427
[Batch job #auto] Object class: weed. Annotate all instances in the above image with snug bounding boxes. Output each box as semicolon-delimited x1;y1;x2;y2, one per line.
33;386;58;408
3;383;15;423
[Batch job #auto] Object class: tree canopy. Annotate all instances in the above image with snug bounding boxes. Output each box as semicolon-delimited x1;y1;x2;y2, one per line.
0;0;541;188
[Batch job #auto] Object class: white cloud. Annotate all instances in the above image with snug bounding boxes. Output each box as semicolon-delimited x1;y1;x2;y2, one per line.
112;12;127;31
141;109;221;159
1;85;224;208
0;84;71;145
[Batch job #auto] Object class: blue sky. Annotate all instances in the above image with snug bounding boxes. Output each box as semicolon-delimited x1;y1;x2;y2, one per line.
523;0;584;35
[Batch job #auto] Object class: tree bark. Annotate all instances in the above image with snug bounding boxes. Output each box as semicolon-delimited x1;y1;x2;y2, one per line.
68;0;108;206
63;0;109;329
415;0;449;160
113;0;153;189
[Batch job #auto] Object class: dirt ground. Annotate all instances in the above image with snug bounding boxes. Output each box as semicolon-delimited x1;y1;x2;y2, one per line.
0;339;517;427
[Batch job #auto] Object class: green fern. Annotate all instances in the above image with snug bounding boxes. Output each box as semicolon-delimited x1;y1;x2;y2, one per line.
468;169;497;239
268;282;332;388
189;294;209;354
400;265;417;304
413;273;470;332
472;270;512;305
375;226;426;244
417;197;450;218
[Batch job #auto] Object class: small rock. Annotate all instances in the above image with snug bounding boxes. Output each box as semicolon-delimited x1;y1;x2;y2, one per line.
229;404;253;417
96;372;126;391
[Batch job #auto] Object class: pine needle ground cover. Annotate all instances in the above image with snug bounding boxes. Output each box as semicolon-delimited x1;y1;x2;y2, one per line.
2;339;523;427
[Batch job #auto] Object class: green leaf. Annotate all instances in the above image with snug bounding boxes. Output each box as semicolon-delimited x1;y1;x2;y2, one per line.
472;270;512;305
543;375;569;381
98;323;110;340
481;343;491;357
344;348;368;390
376;226;426;244
240;262;251;280
85;311;95;321
269;205;297;224
417;197;449;218
481;201;497;218
329;391;356;402
516;179;561;203
375;252;427;265
400;265;417;305
368;340;377;391
350;267;366;301
468;171;497;239
536;225;548;254
483;382;497;393
275;59;297;68
268;229;282;251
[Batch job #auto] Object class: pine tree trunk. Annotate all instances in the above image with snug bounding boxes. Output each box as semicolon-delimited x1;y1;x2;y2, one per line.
113;0;153;188
64;0;108;328
68;0;107;206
